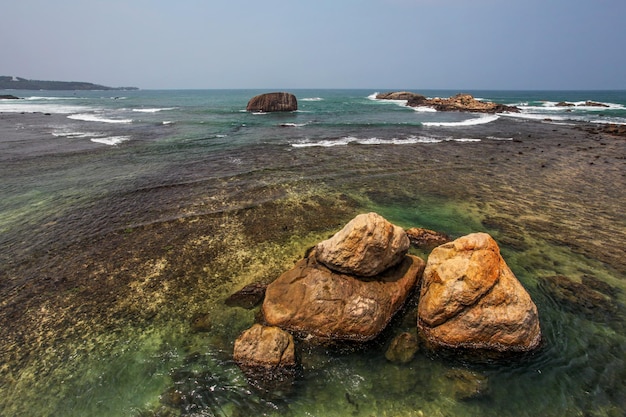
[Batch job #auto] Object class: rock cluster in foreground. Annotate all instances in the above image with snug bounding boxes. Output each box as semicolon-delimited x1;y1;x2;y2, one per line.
231;212;542;392
418;233;541;351
376;91;520;113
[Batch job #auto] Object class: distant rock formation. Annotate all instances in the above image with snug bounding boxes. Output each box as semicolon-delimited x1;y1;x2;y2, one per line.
0;76;137;91
0;94;21;99
417;233;541;352
246;92;298;112
376;92;519;113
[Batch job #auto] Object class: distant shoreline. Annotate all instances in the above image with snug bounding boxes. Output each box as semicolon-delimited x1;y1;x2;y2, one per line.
0;76;138;91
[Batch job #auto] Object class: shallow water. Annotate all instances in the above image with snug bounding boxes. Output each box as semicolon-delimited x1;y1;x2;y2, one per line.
1;90;625;417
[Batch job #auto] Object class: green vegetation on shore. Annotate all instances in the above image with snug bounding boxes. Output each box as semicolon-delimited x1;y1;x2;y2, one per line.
0;76;138;91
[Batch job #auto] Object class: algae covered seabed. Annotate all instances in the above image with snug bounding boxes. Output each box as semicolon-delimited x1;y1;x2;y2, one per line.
1;114;625;417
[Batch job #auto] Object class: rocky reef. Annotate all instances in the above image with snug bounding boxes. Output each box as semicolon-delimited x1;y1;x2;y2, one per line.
376;91;520;113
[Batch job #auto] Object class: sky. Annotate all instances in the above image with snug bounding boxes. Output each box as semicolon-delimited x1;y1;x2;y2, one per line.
2;0;625;90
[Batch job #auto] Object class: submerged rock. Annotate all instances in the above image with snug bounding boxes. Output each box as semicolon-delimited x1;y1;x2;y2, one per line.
538;275;619;321
262;252;425;342
315;212;410;277
418;233;541;352
445;369;490;401
385;332;420;363
405;227;451;250
246;92;297;112
225;282;267;309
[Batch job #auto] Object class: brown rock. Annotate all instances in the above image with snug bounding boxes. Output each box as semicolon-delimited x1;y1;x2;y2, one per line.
376;91;426;102
233;324;296;369
377;92;519;113
315;212;410;277
405;227;451;250
418;233;541;352
556;101;575;107
246;92;297;112
445;369;490;401
262;253;425;342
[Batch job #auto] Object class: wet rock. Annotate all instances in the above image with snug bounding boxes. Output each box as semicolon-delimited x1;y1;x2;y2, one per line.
315;212;410;277
263;253;425;342
385;332;419;363
0;94;20;100
225;282;267;309
246;92;297;112
233;324;298;396
445;369;490;401
538;275;619;321
556;101;575;107
405;227;451;250
234;324;296;368
418;233;541;352
584;101;609;107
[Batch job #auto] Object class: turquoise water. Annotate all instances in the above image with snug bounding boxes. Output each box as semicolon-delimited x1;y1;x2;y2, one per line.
1;89;625;416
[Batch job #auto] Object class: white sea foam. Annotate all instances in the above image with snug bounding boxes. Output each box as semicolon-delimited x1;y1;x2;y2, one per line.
162;121;174;125
423;114;499;127
291;135;453;148
90;136;130;146
68;113;133;124
411;106;437;113
52;130;101;139
301;97;324;102
132;107;176;113
0;102;89;114
487;136;513;141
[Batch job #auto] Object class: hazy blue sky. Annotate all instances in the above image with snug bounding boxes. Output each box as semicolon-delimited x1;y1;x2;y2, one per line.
2;0;625;90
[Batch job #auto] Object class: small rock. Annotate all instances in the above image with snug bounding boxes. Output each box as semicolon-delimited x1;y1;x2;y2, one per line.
190;312;211;332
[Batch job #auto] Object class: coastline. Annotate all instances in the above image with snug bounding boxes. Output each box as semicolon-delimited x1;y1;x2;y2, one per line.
1;110;625;416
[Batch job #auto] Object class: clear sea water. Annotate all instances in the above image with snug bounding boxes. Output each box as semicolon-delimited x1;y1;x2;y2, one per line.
1;89;625;417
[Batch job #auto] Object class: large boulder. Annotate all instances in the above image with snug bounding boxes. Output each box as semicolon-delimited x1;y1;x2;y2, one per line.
262;253;425;342
417;233;541;352
405;227;451;250
246;92;297;112
316;212;410;277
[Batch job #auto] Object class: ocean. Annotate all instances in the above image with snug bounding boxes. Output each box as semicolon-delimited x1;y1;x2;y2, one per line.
1;89;625;417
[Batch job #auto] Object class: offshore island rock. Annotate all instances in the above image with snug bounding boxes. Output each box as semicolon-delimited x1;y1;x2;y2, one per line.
262;252;425;342
418;233;541;352
376;92;519;113
246;92;298;112
315;212;410;277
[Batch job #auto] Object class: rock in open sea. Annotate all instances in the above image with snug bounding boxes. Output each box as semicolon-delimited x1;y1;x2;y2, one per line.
246;92;298;112
262;252;425;342
417;233;541;352
315;212;410;277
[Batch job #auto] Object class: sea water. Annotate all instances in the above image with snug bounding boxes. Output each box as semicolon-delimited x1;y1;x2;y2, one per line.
0;89;625;417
